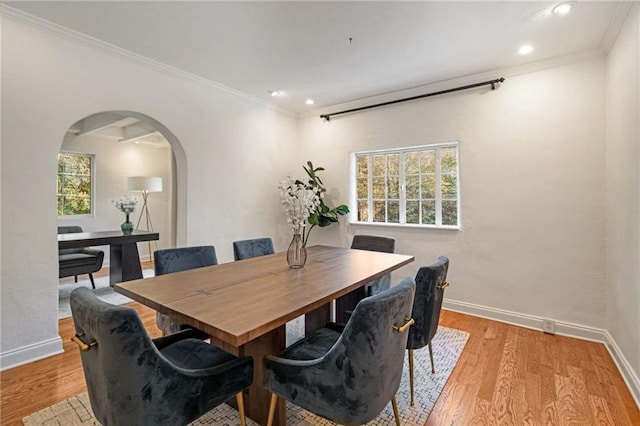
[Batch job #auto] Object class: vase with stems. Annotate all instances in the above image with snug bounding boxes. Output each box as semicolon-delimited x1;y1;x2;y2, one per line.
121;213;134;235
113;195;138;236
286;231;306;269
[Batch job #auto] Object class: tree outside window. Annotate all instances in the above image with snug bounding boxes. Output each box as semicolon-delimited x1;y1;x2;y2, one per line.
57;152;94;216
353;142;459;228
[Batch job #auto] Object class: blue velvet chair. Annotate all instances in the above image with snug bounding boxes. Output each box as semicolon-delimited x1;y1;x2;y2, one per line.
58;226;104;289
154;246;217;336
351;234;395;296
406;256;450;406
233;237;275;261
70;286;253;426
263;277;416;426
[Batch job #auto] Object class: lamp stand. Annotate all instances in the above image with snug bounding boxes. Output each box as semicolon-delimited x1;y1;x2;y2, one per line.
135;190;158;264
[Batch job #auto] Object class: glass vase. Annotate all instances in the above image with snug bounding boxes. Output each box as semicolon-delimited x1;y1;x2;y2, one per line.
121;213;134;235
287;233;307;269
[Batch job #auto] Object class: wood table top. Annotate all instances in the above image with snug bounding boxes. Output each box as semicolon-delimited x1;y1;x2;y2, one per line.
116;245;414;347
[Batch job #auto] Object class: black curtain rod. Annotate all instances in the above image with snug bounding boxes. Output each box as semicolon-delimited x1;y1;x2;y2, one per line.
320;77;505;121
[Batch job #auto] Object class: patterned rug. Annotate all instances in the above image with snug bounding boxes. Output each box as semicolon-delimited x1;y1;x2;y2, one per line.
58;270;155;319
23;326;469;426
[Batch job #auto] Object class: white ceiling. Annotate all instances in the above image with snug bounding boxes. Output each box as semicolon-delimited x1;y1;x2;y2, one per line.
5;1;631;114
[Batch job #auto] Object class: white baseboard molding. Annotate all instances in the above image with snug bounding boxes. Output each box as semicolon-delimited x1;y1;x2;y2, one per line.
0;336;63;372
443;298;640;409
603;331;640;409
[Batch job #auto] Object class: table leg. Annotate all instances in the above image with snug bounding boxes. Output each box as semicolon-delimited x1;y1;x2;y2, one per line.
109;243;143;287
238;325;286;426
335;286;367;323
305;303;330;336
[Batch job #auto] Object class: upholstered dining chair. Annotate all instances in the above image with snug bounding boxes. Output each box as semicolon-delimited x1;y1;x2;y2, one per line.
351;234;396;296
58;226;104;289
263;277;416;426
154;246;217;336
70;286;253;426
406;256;450;406
233;237;275;261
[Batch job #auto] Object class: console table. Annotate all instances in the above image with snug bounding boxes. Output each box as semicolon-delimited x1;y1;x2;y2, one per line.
58;230;159;286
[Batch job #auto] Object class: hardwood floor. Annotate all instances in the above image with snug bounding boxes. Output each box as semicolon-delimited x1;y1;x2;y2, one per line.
1;268;639;425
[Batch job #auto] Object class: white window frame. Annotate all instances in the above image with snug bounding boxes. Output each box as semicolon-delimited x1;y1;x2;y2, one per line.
57;151;95;218
350;141;460;229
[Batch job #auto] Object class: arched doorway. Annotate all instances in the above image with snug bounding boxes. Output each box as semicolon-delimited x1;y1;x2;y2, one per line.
56;111;186;315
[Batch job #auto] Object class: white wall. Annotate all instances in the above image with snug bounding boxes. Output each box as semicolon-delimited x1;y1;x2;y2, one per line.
0;16;298;368
59;133;174;261
605;3;640;399
299;58;607;329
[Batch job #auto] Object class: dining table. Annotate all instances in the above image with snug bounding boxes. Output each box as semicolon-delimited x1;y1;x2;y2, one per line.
58;230;159;286
115;244;414;426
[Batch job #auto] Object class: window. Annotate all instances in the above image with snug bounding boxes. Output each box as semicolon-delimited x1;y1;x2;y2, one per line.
57;152;94;216
352;142;459;228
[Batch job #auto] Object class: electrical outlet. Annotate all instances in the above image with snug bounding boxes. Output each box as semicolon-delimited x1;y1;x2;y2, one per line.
542;318;556;334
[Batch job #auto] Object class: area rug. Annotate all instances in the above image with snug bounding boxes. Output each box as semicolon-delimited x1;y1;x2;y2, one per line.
23;326;469;426
58;270;155;319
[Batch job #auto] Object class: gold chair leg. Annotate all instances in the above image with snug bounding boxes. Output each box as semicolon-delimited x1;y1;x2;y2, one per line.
428;341;435;374
391;396;401;426
408;349;415;406
236;392;246;426
267;393;278;426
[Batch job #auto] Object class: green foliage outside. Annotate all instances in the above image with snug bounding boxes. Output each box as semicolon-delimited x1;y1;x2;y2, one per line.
355;146;458;226
57;153;92;216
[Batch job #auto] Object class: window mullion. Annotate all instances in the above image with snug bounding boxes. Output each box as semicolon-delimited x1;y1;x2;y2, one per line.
399;153;406;224
435;148;442;225
367;155;373;223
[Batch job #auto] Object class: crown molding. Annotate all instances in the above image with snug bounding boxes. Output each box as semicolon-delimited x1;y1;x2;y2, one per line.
0;4;296;118
600;1;635;52
302;47;606;120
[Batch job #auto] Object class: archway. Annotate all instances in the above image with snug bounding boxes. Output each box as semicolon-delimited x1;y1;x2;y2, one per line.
56;111;187;314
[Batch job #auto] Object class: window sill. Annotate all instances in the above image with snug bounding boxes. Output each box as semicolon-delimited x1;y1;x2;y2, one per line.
349;221;461;231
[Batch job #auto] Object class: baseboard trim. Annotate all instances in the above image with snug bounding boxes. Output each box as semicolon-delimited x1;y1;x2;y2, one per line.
443;299;640;409
603;331;640;409
0;336;63;372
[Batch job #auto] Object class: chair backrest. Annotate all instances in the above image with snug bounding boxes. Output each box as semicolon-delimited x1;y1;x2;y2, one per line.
407;256;450;350
300;277;415;424
233;237;275;261
58;225;84;255
70;287;176;425
350;234;395;253
351;234;395;296
154;246;217;276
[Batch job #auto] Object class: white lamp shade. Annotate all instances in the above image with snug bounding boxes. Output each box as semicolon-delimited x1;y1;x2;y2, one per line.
127;176;163;192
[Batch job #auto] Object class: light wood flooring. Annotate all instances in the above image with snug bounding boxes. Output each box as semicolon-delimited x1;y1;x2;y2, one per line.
1;266;638;425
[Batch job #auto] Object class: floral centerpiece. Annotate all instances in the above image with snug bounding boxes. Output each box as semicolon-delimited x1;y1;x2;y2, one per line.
113;195;138;235
279;162;349;268
279;177;321;268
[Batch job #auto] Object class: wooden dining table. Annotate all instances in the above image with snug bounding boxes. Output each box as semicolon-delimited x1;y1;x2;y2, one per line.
115;245;414;426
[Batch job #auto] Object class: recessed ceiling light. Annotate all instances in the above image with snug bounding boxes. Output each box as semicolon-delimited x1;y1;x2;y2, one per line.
268;90;285;97
305;99;315;105
518;44;534;55
552;2;574;15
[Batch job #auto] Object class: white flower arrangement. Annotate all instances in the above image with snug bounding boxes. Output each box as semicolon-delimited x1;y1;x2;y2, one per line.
279;177;322;235
113;195;138;214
